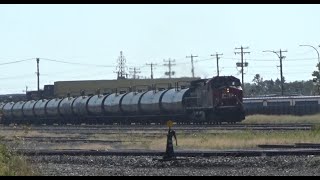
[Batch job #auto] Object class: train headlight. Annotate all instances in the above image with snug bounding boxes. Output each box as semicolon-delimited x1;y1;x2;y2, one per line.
227;88;230;93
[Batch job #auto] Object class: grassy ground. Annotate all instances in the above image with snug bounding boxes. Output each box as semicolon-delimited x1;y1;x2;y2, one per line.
2;114;320;152
89;127;320;150
0;144;36;176
243;114;320;124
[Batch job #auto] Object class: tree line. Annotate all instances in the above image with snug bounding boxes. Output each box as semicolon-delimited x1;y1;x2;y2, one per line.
244;74;318;97
243;63;320;97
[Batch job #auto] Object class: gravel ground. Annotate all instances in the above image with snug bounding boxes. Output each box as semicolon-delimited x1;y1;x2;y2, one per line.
28;155;320;176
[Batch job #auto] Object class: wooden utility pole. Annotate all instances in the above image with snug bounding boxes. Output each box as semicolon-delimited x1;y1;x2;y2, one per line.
36;58;40;92
186;54;198;78
163;59;176;79
146;63;157;79
235;46;250;90
211;53;223;76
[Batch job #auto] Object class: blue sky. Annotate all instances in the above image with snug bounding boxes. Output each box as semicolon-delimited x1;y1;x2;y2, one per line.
0;4;320;94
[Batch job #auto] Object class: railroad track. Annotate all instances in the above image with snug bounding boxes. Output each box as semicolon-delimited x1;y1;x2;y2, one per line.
1;136;150;144
0;123;315;132
258;143;320;149
16;148;320;157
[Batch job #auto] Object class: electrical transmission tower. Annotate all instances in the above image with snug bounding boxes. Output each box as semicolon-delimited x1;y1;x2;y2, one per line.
114;51;128;80
210;53;223;76
235;46;250;90
129;67;141;79
163;59;176;79
146;63;157;79
186;54;198;78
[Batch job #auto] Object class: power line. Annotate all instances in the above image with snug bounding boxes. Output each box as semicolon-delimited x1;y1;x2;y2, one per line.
0;73;35;80
40;58;116;67
129;67;141;79
222;57;317;61
0;58;35;66
195;57;215;62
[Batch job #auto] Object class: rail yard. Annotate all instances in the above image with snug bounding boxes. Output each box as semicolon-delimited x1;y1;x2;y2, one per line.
1;75;320;175
1;116;320;175
2;4;320;176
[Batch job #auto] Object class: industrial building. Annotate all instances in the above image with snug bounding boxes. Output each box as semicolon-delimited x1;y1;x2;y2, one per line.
54;77;200;98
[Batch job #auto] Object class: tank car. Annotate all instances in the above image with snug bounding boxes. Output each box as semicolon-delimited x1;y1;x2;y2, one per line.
0;76;245;125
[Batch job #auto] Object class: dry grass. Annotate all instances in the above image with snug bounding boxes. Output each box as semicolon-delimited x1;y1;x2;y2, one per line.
172;131;320;150
243;114;320;124
0;129;80;139
106;128;320;150
0;144;36;176
51;143;113;151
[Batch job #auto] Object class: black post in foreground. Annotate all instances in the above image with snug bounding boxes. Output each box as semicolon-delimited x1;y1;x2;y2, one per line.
163;127;178;160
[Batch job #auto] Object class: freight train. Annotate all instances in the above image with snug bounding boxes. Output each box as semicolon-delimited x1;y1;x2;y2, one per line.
244;96;320;115
0;76;245;125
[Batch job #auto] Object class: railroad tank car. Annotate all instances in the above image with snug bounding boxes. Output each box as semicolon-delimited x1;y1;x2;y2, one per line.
0;102;5;124
23;100;38;119
46;98;63;118
87;94;108;116
139;90;169;115
161;88;190;114
0;103;5;115
120;92;147;115
103;93;127;115
34;99;50;118
59;97;76;118
2;102;15;120
71;96;91;120
0;76;246;125
12;101;26;123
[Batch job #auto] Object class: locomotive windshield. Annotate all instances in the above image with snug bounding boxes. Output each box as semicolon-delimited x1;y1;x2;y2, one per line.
210;76;241;89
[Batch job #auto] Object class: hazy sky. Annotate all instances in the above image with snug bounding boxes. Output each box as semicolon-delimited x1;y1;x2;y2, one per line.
0;4;320;94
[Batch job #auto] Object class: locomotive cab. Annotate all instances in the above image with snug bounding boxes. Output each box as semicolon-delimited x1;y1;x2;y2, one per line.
187;76;245;123
210;76;243;107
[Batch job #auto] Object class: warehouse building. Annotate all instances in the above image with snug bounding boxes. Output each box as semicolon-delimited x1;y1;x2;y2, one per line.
54;77;200;98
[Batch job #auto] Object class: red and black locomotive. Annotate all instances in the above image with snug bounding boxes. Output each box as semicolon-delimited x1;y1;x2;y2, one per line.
185;76;245;124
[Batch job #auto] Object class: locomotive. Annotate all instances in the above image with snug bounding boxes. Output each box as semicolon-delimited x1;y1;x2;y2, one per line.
0;76;245;125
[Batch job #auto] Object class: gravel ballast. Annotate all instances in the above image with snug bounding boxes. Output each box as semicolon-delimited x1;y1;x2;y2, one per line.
28;155;320;176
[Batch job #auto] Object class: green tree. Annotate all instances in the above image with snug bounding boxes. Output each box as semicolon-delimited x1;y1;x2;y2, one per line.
312;63;320;95
252;74;265;95
244;75;315;97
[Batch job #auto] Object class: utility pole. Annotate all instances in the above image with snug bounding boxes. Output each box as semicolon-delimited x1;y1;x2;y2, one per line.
186;54;198;78
146;63;157;79
235;46;250;90
263;49;287;96
211;53;223;76
129;67;141;79
36;58;40;92
279;50;287;96
163;59;176;79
